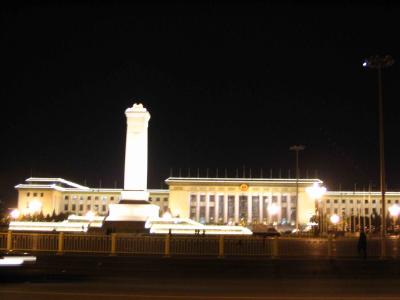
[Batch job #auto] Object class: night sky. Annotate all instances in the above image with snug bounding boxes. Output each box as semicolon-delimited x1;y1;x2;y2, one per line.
1;2;400;207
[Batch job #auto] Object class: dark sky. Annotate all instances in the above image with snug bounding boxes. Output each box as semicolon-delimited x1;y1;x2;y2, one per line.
1;2;400;207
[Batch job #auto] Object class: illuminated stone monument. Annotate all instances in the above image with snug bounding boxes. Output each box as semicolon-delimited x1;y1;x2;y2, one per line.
107;103;159;223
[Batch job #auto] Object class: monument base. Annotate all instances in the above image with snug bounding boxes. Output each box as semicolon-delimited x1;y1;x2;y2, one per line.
103;220;150;234
106;203;159;222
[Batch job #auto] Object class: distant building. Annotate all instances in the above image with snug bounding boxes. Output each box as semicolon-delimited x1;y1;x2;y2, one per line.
13;103;400;229
15;177;168;217
15;176;400;228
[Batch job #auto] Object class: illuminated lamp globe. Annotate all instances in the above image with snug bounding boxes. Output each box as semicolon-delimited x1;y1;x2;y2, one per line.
28;200;42;213
10;209;20;219
85;211;95;222
267;203;280;215
389;204;400;217
162;211;172;219
306;182;327;200
330;214;340;224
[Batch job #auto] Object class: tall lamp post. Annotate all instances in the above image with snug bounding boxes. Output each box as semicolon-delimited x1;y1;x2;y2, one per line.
290;145;305;231
306;182;327;236
363;55;394;257
388;204;400;233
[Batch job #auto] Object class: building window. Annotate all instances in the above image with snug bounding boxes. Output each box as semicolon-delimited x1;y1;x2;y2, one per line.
388;200;392;204
263;196;269;221
64;195;69;200
334;208;338;214
71;204;76;211
190;195;197;220
326;199;330;204
80;196;84;200
342;199;346;204
110;197;114;201
272;196;278;203
199;195;206;222
357;200;361;204
27;192;30;197
87;204;91;210
95;196;99;201
64;204;68;211
209;195;215;223
252;196;260;222
334;199;338;204
218;195;224;222
163;197;168;202
281;196;287;203
281;207;287;222
87;196;92;200
33;193;37;197
365;208;369;215
102;205;106;212
350;200;353;204
239;196;248;221
149;197;152;202
94;204;99;211
40;193;44;197
365;199;369;204
79;204;83;211
228;196;235;221
156;197;160;202
372;199;376;204
396;200;399;204
290;196;296;204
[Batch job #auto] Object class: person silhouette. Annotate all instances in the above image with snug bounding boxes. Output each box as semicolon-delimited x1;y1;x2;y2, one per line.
357;229;367;259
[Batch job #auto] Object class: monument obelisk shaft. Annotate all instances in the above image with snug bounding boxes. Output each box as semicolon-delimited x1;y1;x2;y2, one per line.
106;103;159;223
121;103;150;201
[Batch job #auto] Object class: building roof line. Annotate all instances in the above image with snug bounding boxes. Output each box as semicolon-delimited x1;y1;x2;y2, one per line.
25;177;90;189
165;177;322;184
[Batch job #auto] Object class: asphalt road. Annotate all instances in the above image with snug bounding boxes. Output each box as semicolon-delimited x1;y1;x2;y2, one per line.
2;255;400;299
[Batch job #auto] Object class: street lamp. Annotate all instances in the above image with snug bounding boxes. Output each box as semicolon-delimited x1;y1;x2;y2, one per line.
10;209;20;220
330;214;340;233
363;54;394;257
306;182;327;235
388;204;400;233
290;145;305;231
268;203;280;226
85;210;95;222
28;200;42;214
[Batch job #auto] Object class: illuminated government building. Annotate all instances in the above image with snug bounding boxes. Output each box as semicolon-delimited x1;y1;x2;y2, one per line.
14;103;400;229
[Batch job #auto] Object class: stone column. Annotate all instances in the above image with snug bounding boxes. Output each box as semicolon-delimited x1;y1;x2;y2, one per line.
122;103;150;201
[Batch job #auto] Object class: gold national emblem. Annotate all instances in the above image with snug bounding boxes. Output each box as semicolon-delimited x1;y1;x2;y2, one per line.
239;184;248;192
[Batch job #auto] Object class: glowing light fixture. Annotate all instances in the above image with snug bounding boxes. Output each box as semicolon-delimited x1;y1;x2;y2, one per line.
306;182;327;200
389;204;400;217
267;203;280;215
162;211;172;219
10;209;20;219
85;210;95;222
330;214;340;224
28;200;42;213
